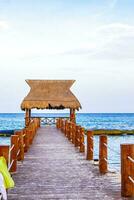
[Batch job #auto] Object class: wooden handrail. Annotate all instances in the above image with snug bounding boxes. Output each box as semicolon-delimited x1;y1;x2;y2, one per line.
9;144;15;153
8;159;14;172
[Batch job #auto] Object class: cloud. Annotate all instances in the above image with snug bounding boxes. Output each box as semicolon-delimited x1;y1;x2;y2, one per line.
0;20;9;30
92;23;134;59
97;23;134;38
58;23;134;60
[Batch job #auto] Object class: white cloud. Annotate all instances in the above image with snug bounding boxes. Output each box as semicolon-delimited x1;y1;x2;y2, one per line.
58;23;134;60
97;23;134;38
92;23;134;59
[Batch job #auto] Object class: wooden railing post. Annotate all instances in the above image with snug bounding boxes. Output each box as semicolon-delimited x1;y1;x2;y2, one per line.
80;127;85;153
75;125;79;147
28;123;35;144
59;118;62;129
64;120;68;136
68;122;71;141
23;129;29;152
72;123;76;145
66;121;69;138
56;119;59;129
10;135;19;173
15;130;24;161
60;119;63;131
99;135;108;174
37;118;40;129
25;129;30;148
28;129;33;145
69;122;73;142
121;144;134;197
86;130;93;160
0;145;9;165
61;120;65;133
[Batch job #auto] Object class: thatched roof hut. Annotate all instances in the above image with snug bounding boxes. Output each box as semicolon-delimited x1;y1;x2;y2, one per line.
21;80;81;110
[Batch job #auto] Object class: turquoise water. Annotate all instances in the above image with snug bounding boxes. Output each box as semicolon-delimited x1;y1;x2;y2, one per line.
93;135;134;171
0;113;134;171
0;113;134;130
76;113;134;130
0;113;25;145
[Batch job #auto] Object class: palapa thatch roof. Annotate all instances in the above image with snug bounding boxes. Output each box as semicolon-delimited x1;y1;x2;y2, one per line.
21;80;81;110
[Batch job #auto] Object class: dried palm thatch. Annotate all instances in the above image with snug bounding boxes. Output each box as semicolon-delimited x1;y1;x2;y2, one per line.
21;80;81;110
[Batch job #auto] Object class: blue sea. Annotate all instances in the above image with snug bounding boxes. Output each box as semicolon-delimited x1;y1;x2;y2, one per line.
0;113;134;171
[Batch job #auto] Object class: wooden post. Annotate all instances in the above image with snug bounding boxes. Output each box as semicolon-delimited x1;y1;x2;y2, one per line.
29;129;33;145
10;135;19;172
68;122;72;140
38;118;41;128
72;123;76;144
66;121;69;138
63;120;65;134
59;118;62;129
80;127;85;153
56;119;59;129
26;129;30;148
75;125;79;147
99;135;108;174
57;118;60;129
23;129;29;152
15;130;24;161
121;144;134;197
70;108;76;123
61;120;64;133
60;119;63;131
0;145;9;165
25;109;30;127
86;130;93;160
29;109;31;124
65;120;68;136
70;122;73;142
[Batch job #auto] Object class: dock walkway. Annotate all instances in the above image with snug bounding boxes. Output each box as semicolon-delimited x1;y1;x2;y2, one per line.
8;127;123;200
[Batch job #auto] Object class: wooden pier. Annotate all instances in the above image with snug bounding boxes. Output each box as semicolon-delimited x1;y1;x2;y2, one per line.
1;79;133;199
8;126;122;200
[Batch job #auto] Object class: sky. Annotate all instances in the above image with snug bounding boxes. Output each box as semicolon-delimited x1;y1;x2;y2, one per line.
0;0;134;113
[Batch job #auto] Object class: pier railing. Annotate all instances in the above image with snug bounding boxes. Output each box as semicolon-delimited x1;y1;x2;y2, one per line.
56;118;134;198
0;118;40;174
32;116;69;126
0;117;133;197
